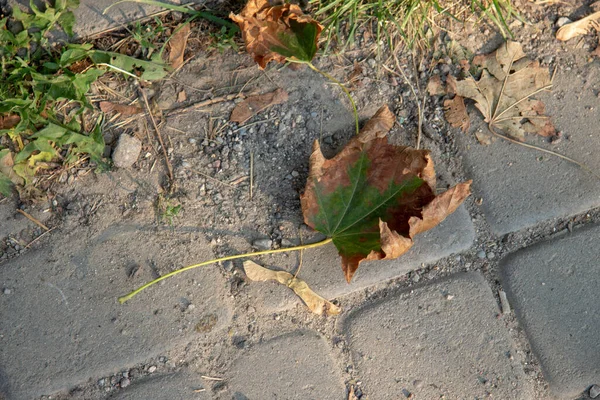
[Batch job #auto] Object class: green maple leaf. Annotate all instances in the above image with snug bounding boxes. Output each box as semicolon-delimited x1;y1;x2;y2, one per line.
301;105;472;282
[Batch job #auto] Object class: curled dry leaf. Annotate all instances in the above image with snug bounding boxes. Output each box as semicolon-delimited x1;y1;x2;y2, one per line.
230;88;289;123
301;105;472;282
443;95;470;132
99;101;143;117
243;260;341;316
230;0;323;69
168;23;191;70
556;11;600;41
0;114;21;130
447;41;555;142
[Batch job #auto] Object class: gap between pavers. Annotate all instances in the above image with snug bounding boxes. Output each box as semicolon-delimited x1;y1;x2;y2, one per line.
456;67;600;236
501;224;600;399
246;205;474;313
344;272;533;399
226;330;345;400
0;224;232;400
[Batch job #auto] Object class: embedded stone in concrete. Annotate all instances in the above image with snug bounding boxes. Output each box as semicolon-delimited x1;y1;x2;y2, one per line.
345;272;532;399
501;224;600;398
227;331;344;399
456;67;600;235
0;224;232;400
248;205;474;312
110;372;208;400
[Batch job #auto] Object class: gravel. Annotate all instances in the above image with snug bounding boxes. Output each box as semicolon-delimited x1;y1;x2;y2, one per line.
112;134;142;168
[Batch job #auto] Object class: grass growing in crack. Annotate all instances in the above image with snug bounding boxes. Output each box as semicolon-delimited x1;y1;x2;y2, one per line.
310;0;520;52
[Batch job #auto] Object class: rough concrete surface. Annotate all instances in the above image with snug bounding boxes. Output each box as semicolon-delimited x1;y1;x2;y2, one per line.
0;225;232;400
457;69;600;236
109;372;208;399
501;224;600;398
226;331;345;400
345;272;533;399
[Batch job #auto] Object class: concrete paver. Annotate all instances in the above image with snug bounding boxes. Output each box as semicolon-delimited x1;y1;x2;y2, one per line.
345;272;532;399
250;205;474;312
227;331;345;399
109;371;208;399
501;224;600;398
456;68;600;235
0;224;232;400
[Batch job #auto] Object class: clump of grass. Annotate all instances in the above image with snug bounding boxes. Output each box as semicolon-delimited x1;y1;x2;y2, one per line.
309;0;520;52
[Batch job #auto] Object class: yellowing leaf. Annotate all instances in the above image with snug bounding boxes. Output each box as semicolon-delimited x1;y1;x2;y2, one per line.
447;41;555;142
243;260;341;316
168;23;191;70
230;0;323;69
301;105;472;282
230;88;289;124
556;11;600;41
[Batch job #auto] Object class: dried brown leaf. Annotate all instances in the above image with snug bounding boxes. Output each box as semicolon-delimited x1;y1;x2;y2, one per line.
556;11;600;41
168;24;191;70
443;96;470;132
0;114;21;130
230;0;323;69
301;105;472;282
230;88;289;123
0;151;24;186
177;90;187;103
99;101;143;116
448;41;555;141
243;260;341;315
427;75;446;96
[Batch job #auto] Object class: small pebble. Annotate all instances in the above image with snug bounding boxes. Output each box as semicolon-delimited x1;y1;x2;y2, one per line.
158;356;167;363
252;238;272;250
556;17;572;27
112;134;142;168
477;250;487;259
120;378;130;388
188;138;197;144
487;252;495;260
291;170;299;177
98;378;105;387
3;288;11;295
148;365;157;373
590;384;600;399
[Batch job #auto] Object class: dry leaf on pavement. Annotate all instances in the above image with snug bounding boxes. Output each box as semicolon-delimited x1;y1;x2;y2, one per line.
243;260;341;316
0;114;21;130
99;101;143;117
230;88;289;123
556;11;600;41
301;105;472;282
443;96;470;132
447;41;555;142
427;75;446;96
168;23;191;70
230;0;323;69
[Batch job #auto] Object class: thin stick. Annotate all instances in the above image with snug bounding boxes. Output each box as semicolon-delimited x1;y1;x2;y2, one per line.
488;126;600;180
138;84;175;187
118;238;333;303
249;151;254;200
25;227;56;249
17;210;50;231
191;169;234;188
201;376;224;381
167;93;247;117
293;232;304;279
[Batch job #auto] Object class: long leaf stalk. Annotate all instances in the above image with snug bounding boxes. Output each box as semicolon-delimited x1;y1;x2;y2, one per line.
118;238;333;303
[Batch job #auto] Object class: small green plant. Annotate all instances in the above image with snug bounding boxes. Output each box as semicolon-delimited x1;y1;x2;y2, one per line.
0;0;170;197
208;26;239;52
129;16;166;58
157;194;181;224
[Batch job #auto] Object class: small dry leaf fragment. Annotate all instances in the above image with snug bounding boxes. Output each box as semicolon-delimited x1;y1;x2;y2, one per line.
168;23;191;70
230;0;323;69
427;75;446;96
0;151;24;186
556;11;600;41
443;96;470;132
301;105;471;282
475;130;494;145
243;260;341;315
448;41;555;142
177;90;187;102
0;114;21;130
230;88;289;123
99;101;143;116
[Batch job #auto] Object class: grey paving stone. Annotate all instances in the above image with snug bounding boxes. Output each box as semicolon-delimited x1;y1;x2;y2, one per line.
501;224;600;398
249;205;474;312
345;272;532;399
0;224;232;400
456;67;600;235
11;0;204;38
109;371;208;400
227;331;344;400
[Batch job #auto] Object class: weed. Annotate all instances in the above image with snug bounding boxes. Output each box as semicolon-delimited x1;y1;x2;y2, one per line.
157;194;181;224
129;16;166;58
208;26;239;53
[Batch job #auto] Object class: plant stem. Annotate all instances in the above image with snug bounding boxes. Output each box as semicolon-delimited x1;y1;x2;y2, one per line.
305;62;359;135
118;237;333;303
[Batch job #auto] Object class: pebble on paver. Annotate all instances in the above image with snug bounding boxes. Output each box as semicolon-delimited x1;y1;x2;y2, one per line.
227;331;345;399
0;225;232;400
456;69;600;235
345;272;532;399
501;225;600;398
